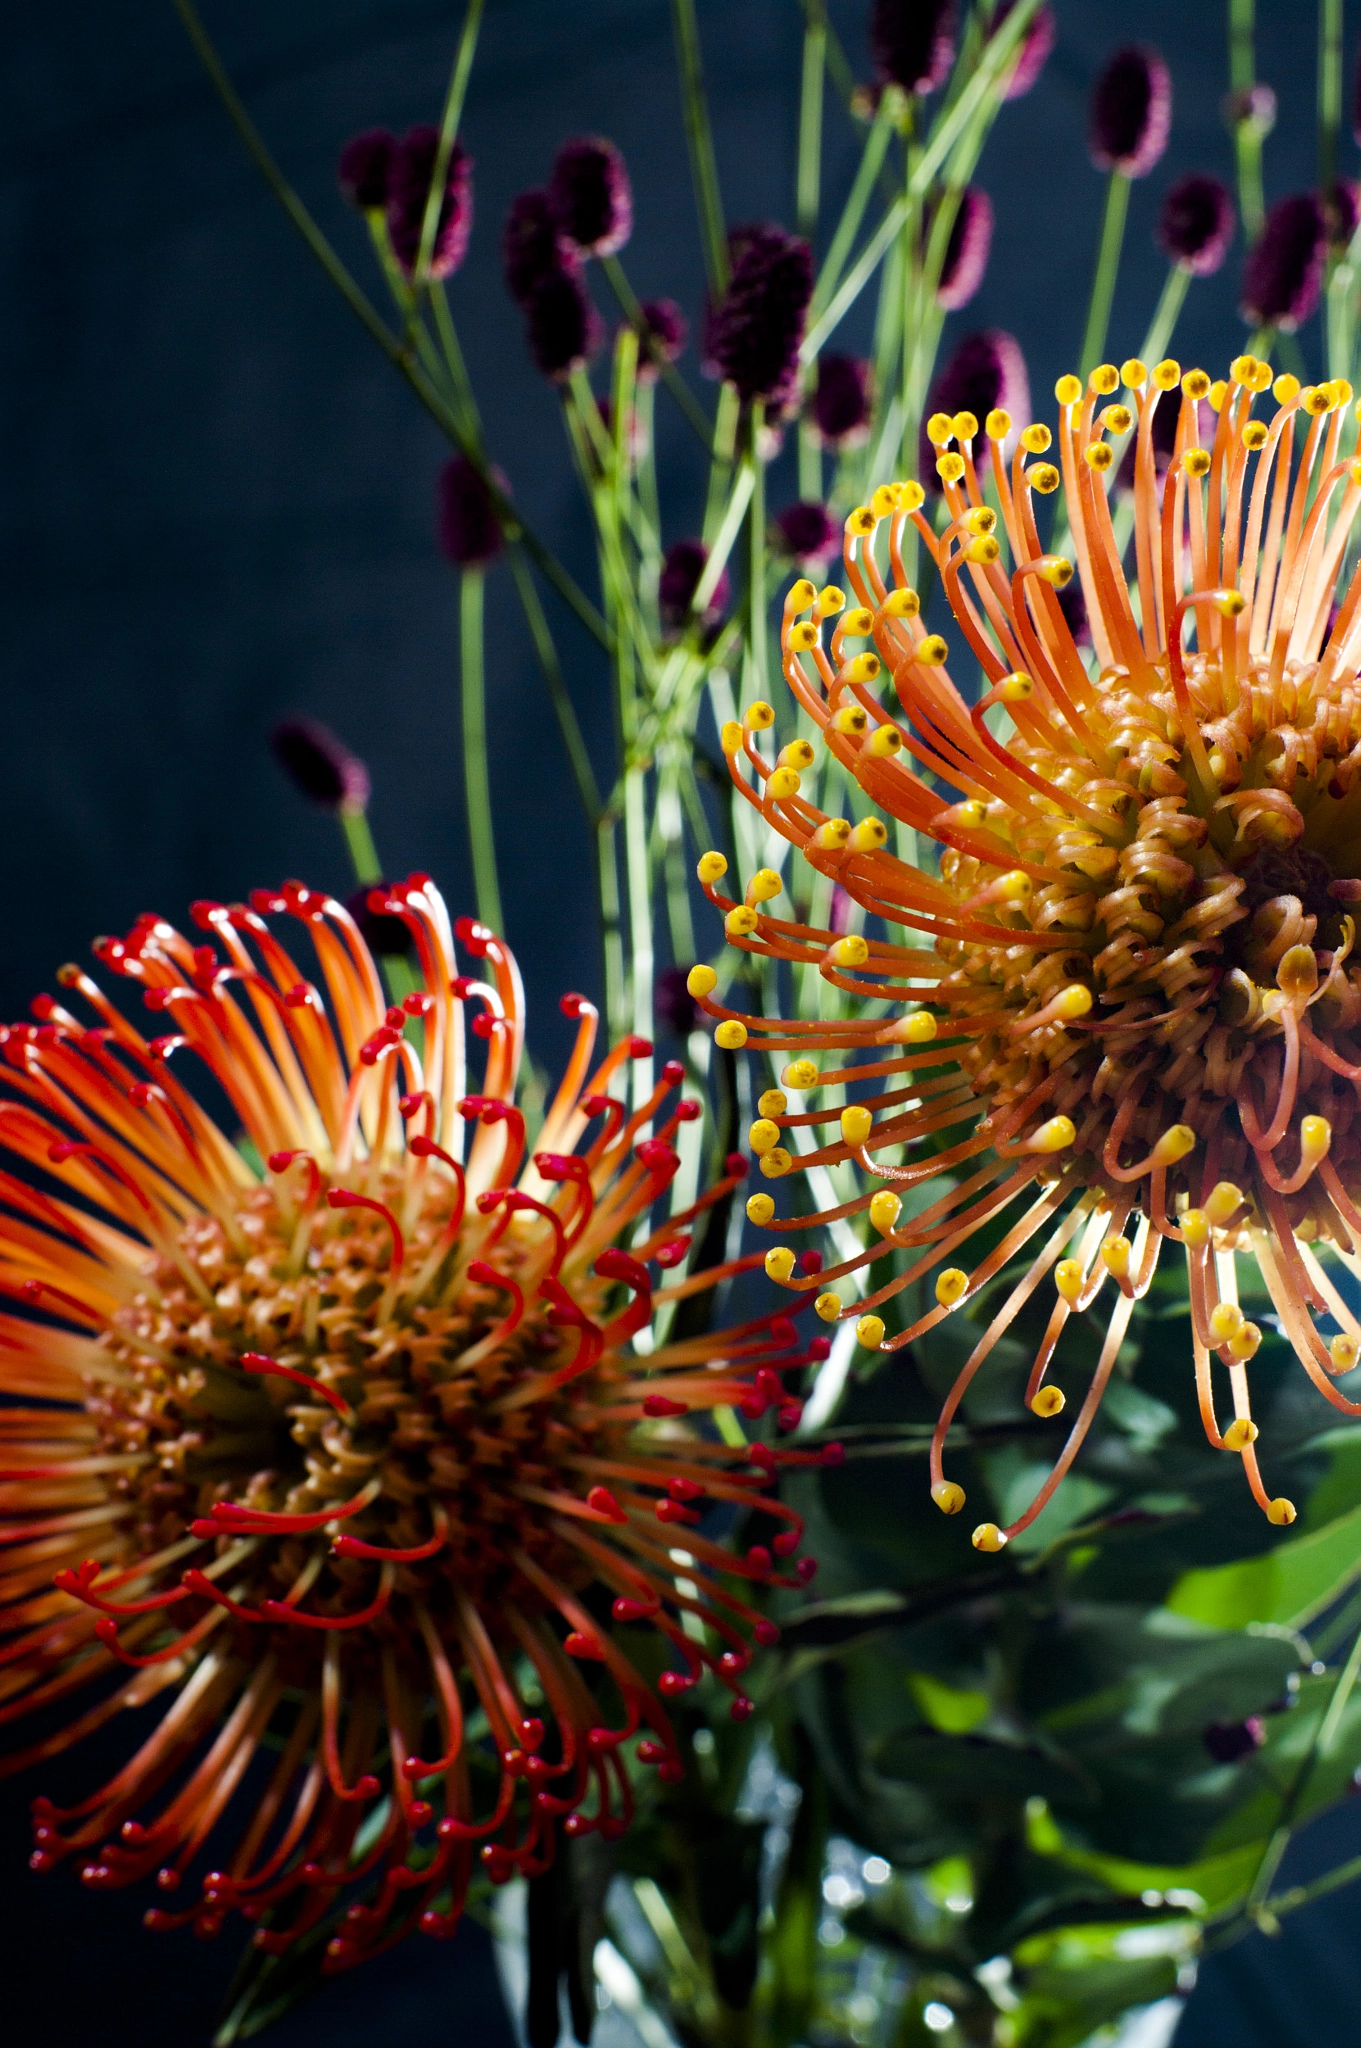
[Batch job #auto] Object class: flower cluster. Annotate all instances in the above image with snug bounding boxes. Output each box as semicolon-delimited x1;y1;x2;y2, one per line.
0;879;828;1964
687;352;1361;1552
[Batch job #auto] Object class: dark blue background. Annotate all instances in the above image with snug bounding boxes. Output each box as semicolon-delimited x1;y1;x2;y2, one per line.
0;2;1357;2041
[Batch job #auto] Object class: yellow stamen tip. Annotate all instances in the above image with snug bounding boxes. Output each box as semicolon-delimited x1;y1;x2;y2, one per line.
1301;1114;1332;1159
1329;1334;1359;1374
1209;1302;1245;1343
885;587;921;618
1084;441;1114;471
869;1191;902;1234
788;620;820;652
1181;1210;1210;1250
1089;363;1119;396
1055;1258;1083;1303
848;818;888;853
1054;374;1082;406
1028;463;1061;494
747;868;784;902
1052;983;1093;1021
748;1119;781;1155
1273;373;1301;404
715;1020;748;1050
926;412;956;447
814;818;852;848
786;578;817;611
971;1523;1007;1552
686;964;718;998
867;724;903;757
846;505;878;536
720;721;745;755
1211;588;1246;616
936;453;966;485
1121;358;1148;388
1020;423;1052;453
1267;1498;1297;1526
830;935;869;969
856;1314;886;1350
1208;379;1228;410
964;506;996;536
764;1247;795;1283
1027;1115;1076;1155
1150;1124;1196;1167
1204;1181;1244;1226
840;1105;873;1147
997;870;1033;902
870;486;898;520
1277;944;1319;997
918;634;949;665
966;533;1001;564
985;408;1012;440
743;701;775;731
1182;448;1212;478
935;1267;968;1307
1230;354;1258;387
1227;1322;1262;1362
1182;369;1211;400
781;1059;820;1090
897;480;925;511
843;652;882;686
1105;404;1133;434
758;1089;788;1118
953;410;979;441
931;1480;966;1515
814;1291;843;1323
1223;1417;1259;1451
725;907;759;940
745;1193;775;1225
1242;421;1269;451
1152;358;1182;391
999;671;1033;701
1039;555;1073;587
905;1011;937;1043
758;1147;792;1178
832;705;868;733
1101;1235;1132;1277
767;767;802;800
1031;1386;1065;1417
842;606;875;636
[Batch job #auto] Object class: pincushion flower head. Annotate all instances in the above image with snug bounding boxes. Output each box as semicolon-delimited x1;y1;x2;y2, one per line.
686;350;1361;1554
0;876;826;1964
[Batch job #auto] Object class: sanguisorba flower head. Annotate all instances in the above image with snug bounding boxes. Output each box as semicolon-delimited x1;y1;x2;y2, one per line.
686;350;1361;1552
1;876;827;1962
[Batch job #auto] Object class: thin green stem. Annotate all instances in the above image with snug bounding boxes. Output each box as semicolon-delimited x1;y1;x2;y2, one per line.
599;255;714;449
810;93;896;320
671;0;728;298
338;807;383;886
1137;264;1191;376
703;383;740;546
1230;0;1266;243
1080;170;1131;378
746;404;767;706
1319;0;1343;201
796;3;826;243
168;0;611;654
1242;1622;1361;1922
459;568;503;934
412;0;484;291
504;546;600;826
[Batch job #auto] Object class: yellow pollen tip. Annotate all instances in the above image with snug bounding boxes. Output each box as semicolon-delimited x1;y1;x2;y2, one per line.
759;1148;792;1178
1329;1334;1360;1374
1055;1259;1083;1303
758;1089;787;1118
1182;448;1212;478
1223;1418;1259;1452
840;1105;873;1146
856;1314;886;1350
743;701;775;730
935;1268;968;1307
1228;1322;1263;1362
953;410;979;441
747;867;783;901
788;620;820;652
1208;379;1228;410
814;1291;843;1322
1105;404;1133;434
1052;984;1093;1022
1209;1302;1245;1343
1089;364;1119;396
1268;1498;1297;1526
905;1010;937;1042
868;724;903;757
1277;944;1318;997
686;964;718;998
781;1059;820;1090
954;800;987;827
870;485;899;519
1028;463;1061;494
1085;441;1114;471
1334;379;1355;407
777;741;816;772
746;1193;775;1225
1204;1181;1244;1226
767;767;801;800
1249;360;1274;392
972;1523;1007;1552
1273;374;1301;404
1303;385;1333;416
1150;1124;1196;1166
869;1191;902;1234
842;606;875;636
1242;421;1269;451
998;870;1033;902
1152;358;1182;391
936;453;966;484
1121;357;1148;387
931;1481;966;1515
1301;1115;1332;1159
1055;373;1082;406
1027;1115;1076;1154
720;721;745;754
986;408;1012;440
1211;588;1246;616
964;506;997;536
1102;1235;1132;1277
786;578;817;611
715;1020;748;1049
748;1119;781;1155
725;907;759;939
1039;555;1073;587
1031;1386;1066;1417
1020;423;1052;453
885;587;921;617
813;818;852;848
1230;354;1258;386
848;818;888;853
843;652;882;685
764;1247;795;1282
917;634;949;665
833;705;868;733
898;480;925;510
1180;1210;1210;1250
926;412;956;447
846;505;878;535
1182;369;1211;400
830;934;869;969
966;533;1001;564
1000;671;1033;701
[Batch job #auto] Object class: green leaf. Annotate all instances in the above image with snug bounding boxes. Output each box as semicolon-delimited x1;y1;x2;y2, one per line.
1166;1501;1361;1630
906;1671;989;1734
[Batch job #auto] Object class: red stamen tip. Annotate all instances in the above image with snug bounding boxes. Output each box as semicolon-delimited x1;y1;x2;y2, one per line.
564;1631;606;1660
754;1620;781;1646
795;1557;819;1582
586;1485;628;1524
643;1392;688;1416
730;1696;755;1721
668;1477;703;1500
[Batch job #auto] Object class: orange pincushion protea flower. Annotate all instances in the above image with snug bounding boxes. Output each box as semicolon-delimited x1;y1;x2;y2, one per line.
688;351;1361;1551
0;875;825;1966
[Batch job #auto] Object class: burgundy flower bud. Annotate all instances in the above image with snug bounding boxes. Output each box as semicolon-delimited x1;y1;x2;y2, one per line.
1325;179;1360;252
386;126;473;279
437;457;503;569
654;966;698;1038
919;329;1029;490
502;189;572;306
1241;192;1327;332
810;355;873;446
338;129;395;212
271;719;370;812
772;501;840;569
659;540;730;634
1055;577;1090;650
1157;173;1235;277
1227;82;1276;137
1202;1717;1265;1764
1115;387;1210;493
993;0;1055;101
935;187;994;310
345;883;417;960
635;298;688;379
1089;46;1172;178
870;0;957;97
704;224;813;409
525;269;603;381
547;137;633;258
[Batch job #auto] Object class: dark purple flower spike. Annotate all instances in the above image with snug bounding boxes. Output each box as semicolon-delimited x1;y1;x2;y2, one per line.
548;137;633;258
773;502;840;569
1089;46;1172;178
526;270;603;380
345;883;418;960
659;540;730;634
919;330;1029;490
635;298;688;381
437;457;503;570
502;189;572;305
1157;174;1236;277
993;1;1055;100
1241;192;1328;331
386;126;473;279
271;720;371;812
704;224;813;410
936;187;994;310
654;966;699;1039
870;0;957;97
338;130;395;212
810;356;873;446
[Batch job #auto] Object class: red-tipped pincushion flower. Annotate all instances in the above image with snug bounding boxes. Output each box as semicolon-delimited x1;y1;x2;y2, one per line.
0;877;825;1965
686;350;1361;1554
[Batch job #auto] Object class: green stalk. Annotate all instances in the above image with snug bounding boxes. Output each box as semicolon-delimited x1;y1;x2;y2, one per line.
338;806;382;886
796;4;826;243
746;404;767;705
169;0;610;654
671;0;728;298
702;383;741;545
810;92;897;320
1137;264;1191;376
1229;0;1265;242
1319;0;1343;202
598;254;713;451
411;0;485;291
459;567;503;934
1080;171;1131;378
503;547;600;829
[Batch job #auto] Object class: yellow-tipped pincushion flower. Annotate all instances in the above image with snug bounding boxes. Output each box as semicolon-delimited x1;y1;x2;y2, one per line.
0;876;825;1965
689;355;1361;1550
